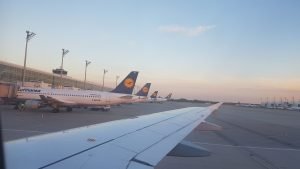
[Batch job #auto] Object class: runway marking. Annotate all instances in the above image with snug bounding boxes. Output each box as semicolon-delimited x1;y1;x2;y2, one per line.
193;142;300;152
1;129;48;134
211;116;298;148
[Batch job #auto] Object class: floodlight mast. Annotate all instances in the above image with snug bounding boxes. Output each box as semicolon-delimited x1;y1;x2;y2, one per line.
60;48;69;88
22;30;36;86
102;69;108;91
84;60;91;89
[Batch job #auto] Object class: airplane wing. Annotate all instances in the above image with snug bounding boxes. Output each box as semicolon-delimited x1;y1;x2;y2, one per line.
4;103;222;169
39;95;76;106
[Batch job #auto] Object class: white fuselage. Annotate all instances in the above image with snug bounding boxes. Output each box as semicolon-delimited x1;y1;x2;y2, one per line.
16;87;133;107
148;97;167;103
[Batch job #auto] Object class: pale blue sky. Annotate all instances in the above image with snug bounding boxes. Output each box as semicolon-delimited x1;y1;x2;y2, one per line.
1;0;300;103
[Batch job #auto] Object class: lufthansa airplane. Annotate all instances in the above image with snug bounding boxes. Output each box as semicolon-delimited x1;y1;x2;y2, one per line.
15;71;139;112
131;83;152;103
149;91;172;103
156;93;172;102
4;103;222;169
149;91;158;102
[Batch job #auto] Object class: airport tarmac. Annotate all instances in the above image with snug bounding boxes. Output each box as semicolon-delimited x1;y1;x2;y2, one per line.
1;102;300;169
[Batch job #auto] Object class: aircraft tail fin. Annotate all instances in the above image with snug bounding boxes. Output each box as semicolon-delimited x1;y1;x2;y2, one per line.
165;93;172;99
111;71;139;94
136;83;151;96
150;91;158;98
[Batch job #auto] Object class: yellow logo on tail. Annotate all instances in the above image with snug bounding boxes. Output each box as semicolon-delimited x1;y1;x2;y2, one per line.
124;78;134;88
142;87;149;93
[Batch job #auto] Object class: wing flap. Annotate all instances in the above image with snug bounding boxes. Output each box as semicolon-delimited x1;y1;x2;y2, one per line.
130;117;204;167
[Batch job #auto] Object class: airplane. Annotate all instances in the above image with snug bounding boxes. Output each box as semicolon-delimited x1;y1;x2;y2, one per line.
150;92;172;103
166;93;172;99
149;91;158;102
4;103;222;169
15;71;139;112
131;83;152;103
287;102;300;111
157;93;172;102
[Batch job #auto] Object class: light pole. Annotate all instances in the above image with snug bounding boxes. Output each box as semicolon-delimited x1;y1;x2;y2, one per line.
115;75;119;87
60;48;69;88
102;69;108;91
22;30;36;86
84;60;91;89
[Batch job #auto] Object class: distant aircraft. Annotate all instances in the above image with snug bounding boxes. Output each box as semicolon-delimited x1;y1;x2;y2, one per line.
149;90;158;102
166;93;172;99
150;92;172;103
15;71;139;112
150;91;158;98
287;102;300;111
4;103;222;169
131;83;151;103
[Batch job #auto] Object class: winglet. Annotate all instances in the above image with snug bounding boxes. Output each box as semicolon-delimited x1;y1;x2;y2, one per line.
136;83;151;97
111;71;139;94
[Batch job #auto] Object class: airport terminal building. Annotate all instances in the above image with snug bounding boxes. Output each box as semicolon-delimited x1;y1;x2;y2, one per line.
0;61;105;90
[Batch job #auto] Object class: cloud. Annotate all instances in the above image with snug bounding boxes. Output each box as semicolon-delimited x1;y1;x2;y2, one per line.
158;25;215;37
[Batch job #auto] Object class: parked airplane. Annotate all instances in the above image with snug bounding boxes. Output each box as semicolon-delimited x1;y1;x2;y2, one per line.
148;91;158;102
158;93;172;102
15;71;139;112
166;93;172;99
4;103;222;169
150;92;172;103
131;83;151;103
150;91;158;98
287;103;300;111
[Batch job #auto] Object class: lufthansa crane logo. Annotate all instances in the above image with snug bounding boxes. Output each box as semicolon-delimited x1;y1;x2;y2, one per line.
142;87;149;93
124;78;134;88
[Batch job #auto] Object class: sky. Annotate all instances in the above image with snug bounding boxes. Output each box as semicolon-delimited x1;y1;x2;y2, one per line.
1;0;300;103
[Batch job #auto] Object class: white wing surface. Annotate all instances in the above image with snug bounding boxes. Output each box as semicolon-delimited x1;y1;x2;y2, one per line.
4;103;222;169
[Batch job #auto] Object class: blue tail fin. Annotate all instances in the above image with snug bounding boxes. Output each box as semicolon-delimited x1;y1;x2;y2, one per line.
150;91;158;98
136;83;151;96
111;71;139;94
